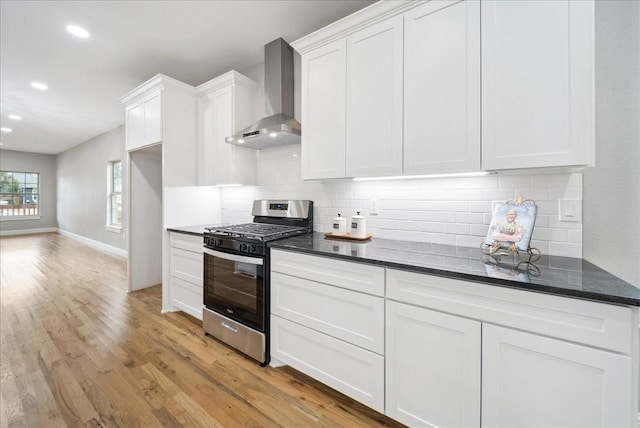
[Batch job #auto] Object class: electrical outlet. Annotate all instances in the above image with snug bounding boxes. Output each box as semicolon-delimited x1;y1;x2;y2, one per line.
559;199;582;222
370;199;379;216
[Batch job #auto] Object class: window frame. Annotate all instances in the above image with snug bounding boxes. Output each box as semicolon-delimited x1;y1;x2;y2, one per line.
106;160;122;231
0;170;41;220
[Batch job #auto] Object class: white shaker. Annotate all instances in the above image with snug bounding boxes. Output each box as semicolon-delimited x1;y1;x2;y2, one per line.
332;213;347;235
350;211;367;238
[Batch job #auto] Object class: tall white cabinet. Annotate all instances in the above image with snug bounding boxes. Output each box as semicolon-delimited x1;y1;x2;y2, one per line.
481;0;594;170
121;74;198;186
196;71;259;186
120;74;197;294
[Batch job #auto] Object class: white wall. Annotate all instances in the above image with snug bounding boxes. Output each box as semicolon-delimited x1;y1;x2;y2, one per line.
163;185;222;228
56;126;127;251
0;149;58;233
583;1;640;287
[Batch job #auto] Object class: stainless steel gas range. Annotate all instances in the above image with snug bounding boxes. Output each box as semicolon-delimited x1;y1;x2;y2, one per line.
202;200;313;365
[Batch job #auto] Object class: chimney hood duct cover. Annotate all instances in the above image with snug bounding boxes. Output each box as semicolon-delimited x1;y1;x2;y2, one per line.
226;38;301;149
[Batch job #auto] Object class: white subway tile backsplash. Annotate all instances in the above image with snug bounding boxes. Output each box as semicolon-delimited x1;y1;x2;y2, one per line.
445;223;470;235
220;157;583;257
483;188;515;201
455;212;483;224
498;175;532;188
549;242;582;258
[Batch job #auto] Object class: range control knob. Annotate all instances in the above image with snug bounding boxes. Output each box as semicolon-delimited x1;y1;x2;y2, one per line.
239;243;248;252
249;244;256;254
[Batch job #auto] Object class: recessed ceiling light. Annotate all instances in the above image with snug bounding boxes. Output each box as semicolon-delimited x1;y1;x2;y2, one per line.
31;82;48;90
8;115;22;120
1;127;13;133
66;25;90;38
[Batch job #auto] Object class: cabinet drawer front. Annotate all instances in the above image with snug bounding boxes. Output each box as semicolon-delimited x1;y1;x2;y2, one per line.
170;247;203;284
270;315;384;412
270;249;384;296
387;269;633;354
169;232;203;252
170;276;203;320
271;272;384;354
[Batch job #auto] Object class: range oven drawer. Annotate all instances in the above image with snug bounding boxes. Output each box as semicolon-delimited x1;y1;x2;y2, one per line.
203;307;265;364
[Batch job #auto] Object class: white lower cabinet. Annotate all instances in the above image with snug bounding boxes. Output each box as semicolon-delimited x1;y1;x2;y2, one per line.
269;252;638;426
386;301;481;427
270;316;384;411
482;324;632;428
168;232;203;320
269;249;385;412
386;268;637;428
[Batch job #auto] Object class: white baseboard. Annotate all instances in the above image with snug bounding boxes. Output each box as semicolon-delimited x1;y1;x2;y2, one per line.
0;227;57;236
57;229;127;258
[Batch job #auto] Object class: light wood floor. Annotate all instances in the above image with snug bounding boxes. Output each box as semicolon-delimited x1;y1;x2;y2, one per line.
0;233;403;428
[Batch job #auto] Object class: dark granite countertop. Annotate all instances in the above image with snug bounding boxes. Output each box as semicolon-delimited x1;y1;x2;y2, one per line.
167;224;212;236
269;232;640;307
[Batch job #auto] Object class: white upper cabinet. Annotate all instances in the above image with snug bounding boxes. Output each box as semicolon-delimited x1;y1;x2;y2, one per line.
196;71;259;186
300;39;347;180
121;74;198;186
404;0;481;174
346;16;403;178
293;0;595;179
124;89;163;152
481;0;594;170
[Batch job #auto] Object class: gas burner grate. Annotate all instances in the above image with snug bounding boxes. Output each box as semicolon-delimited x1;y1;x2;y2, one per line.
205;223;307;241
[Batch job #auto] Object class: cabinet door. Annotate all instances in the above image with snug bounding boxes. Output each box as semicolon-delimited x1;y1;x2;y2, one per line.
404;0;481;174
197;86;257;185
481;0;594;170
125;103;143;151
386;301;481;427
301;39;346;180
142;90;163;146
482;324;633;428
346;16;403;178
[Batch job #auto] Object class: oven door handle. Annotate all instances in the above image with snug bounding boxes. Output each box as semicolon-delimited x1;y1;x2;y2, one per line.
203;248;264;266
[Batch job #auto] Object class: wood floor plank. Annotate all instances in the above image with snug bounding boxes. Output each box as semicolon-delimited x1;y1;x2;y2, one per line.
0;233;403;427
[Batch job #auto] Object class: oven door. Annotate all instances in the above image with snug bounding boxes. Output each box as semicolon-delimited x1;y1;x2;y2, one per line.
203;247;264;332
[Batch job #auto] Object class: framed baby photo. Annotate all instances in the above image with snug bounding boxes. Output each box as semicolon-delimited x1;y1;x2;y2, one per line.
485;202;538;252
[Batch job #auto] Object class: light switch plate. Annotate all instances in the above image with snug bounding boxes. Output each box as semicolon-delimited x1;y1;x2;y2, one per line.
370;199;379;216
559;199;582;222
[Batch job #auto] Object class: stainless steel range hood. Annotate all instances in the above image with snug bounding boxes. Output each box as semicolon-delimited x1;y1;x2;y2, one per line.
226;38;301;149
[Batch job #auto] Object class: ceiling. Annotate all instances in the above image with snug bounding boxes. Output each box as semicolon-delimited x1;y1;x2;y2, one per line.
0;0;375;155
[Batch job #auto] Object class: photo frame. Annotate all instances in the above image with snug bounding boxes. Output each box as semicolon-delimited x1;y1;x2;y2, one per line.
484;199;538;253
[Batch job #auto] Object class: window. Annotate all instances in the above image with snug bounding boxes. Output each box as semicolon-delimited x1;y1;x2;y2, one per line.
107;161;122;227
0;171;39;218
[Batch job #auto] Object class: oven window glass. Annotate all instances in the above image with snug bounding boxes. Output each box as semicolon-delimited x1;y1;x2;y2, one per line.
204;253;264;331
